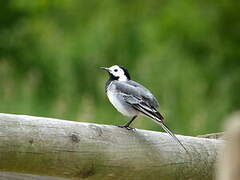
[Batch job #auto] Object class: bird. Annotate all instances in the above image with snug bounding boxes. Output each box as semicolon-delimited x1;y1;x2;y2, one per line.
100;65;188;152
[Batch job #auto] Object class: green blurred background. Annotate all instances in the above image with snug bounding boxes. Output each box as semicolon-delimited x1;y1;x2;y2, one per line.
0;0;240;136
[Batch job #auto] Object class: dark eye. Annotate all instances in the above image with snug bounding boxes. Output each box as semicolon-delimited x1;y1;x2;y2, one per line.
114;69;118;72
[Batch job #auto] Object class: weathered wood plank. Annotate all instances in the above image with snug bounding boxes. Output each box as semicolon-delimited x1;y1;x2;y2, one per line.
0;113;223;180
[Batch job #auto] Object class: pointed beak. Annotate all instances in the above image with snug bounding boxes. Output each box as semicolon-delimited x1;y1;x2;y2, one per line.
100;67;110;72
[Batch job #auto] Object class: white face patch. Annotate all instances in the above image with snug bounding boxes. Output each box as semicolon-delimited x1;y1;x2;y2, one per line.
108;65;128;81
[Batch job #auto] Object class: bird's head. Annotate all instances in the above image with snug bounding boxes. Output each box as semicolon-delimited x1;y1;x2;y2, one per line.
100;65;131;81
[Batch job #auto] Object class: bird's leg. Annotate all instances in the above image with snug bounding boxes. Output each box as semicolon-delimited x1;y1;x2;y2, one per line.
118;116;137;130
124;116;137;127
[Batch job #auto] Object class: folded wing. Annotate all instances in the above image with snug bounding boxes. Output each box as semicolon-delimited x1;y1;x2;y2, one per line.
115;82;188;152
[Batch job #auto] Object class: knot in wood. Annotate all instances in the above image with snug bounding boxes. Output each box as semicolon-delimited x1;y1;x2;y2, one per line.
29;138;34;144
70;133;80;143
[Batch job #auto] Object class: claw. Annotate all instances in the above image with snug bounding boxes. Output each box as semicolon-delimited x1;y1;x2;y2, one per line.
118;125;136;131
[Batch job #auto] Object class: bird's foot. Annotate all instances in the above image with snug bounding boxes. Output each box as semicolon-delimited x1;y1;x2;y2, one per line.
118;125;136;131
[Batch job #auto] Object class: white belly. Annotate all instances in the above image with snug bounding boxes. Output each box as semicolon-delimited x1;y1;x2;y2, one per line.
107;90;137;117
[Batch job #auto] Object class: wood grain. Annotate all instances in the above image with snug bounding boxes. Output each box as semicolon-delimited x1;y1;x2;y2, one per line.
0;113;223;180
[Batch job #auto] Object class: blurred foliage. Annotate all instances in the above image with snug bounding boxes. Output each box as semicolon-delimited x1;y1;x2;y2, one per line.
0;0;240;135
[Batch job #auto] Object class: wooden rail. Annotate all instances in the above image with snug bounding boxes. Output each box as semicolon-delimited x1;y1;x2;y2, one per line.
0;113;223;180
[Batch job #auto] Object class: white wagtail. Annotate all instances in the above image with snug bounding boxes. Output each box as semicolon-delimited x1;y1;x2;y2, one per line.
100;65;187;151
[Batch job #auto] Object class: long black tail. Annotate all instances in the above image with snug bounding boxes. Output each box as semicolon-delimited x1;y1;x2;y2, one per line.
132;104;188;153
153;119;189;153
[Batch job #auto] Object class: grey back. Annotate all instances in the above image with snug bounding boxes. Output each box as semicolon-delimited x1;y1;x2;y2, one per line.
113;80;159;108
